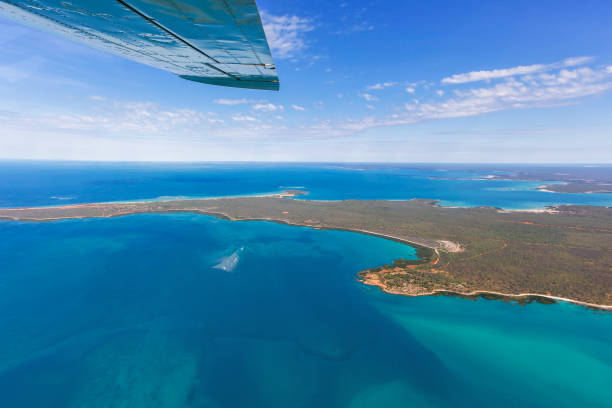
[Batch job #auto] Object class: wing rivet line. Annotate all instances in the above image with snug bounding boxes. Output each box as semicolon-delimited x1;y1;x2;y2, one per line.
115;0;240;80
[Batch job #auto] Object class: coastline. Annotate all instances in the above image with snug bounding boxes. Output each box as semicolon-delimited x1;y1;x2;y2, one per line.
1;194;610;310
534;182;612;195
2;208;610;311
3;210;609;311
0;207;451;253
0;190;295;211
360;278;612;312
2;209;610;311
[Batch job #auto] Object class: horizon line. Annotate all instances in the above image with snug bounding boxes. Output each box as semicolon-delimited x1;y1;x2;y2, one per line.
0;158;611;166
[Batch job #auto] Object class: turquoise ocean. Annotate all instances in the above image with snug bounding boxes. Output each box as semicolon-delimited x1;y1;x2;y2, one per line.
0;162;610;407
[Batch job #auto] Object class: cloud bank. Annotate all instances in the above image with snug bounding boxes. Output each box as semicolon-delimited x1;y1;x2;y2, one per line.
442;56;594;84
261;12;313;59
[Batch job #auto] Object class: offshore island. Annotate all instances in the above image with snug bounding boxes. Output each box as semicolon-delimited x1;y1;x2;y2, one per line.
1;191;611;310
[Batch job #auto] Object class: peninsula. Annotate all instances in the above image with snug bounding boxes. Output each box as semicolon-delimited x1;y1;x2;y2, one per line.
1;193;610;309
428;165;612;194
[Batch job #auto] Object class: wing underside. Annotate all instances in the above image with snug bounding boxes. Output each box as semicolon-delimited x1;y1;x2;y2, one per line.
0;0;279;90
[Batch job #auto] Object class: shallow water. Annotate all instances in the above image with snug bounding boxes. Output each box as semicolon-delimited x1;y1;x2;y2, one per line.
0;214;610;407
2;161;612;209
1;162;611;407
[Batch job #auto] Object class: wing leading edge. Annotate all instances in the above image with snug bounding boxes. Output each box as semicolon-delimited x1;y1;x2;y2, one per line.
0;0;279;90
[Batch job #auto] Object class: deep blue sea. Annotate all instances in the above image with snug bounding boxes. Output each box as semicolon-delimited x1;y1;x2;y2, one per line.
0;162;610;407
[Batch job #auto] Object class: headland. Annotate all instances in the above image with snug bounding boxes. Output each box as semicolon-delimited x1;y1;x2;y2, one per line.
1;191;610;309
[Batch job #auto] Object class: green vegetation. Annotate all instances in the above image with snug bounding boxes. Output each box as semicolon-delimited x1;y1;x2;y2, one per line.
1;195;611;307
481;167;612;194
538;181;612;194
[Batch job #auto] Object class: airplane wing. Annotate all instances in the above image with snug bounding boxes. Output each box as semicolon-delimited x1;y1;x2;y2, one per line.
0;0;279;90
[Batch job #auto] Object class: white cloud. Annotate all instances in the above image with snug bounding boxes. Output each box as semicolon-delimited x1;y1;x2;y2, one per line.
0;101;227;139
443;64;546;84
441;56;594;84
214;98;261;105
405;87;415;94
359;93;378;102
261;12;314;59
436;90;444;96
367;82;397;90
423;66;612;119
314;64;612;136
25;64;609;142
2;53;610;162
232;114;258;122
253;103;284;112
562;56;594;67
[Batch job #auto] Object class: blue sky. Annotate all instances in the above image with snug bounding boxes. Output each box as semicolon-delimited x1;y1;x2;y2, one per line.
0;0;611;162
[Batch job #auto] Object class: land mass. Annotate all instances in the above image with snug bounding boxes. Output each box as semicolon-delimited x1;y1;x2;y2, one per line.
1;192;611;309
429;165;612;194
487;167;612;194
534;181;612;194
